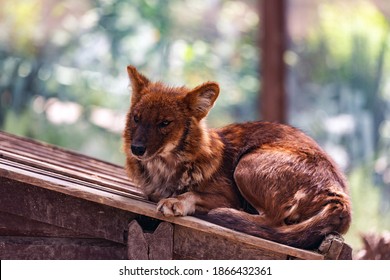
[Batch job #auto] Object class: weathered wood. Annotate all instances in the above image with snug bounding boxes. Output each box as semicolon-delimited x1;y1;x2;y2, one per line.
0;178;134;244
144;222;173;260
318;233;351;260
174;225;287;260
0;236;127;260
0;131;144;199
339;243;353;260
127;220;149;259
0;131;128;178
0;151;144;201
127;220;173;260
0;211;91;238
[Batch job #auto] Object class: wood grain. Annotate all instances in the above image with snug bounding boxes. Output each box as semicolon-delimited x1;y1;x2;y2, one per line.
0;178;134;244
0;236;127;260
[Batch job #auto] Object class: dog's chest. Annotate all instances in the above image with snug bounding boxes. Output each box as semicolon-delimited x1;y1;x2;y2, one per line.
142;158;204;200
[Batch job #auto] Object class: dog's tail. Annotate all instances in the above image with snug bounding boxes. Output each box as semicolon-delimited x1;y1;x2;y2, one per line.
198;201;351;249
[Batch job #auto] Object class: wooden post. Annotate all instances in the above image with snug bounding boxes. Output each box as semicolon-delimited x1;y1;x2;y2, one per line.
127;220;173;260
260;0;286;123
318;233;352;260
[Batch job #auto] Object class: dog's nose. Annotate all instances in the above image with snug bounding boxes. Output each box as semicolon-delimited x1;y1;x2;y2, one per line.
131;145;146;157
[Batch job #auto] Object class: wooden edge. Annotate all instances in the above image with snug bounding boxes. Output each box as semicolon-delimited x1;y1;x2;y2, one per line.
0;162;324;260
0;159;145;201
0;131;121;169
145;222;174;260
127;220;148;259
318;233;352;260
0;150;141;195
0;236;127;260
339;243;353;260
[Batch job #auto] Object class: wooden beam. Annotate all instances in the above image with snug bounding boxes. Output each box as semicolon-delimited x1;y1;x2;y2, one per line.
127;221;173;260
174;225;287;260
0;211;91;238
0;178;135;244
0;236;127;260
260;0;286;123
318;233;353;260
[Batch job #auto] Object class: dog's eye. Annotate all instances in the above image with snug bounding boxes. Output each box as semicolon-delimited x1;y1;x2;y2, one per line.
158;120;171;128
133;115;140;123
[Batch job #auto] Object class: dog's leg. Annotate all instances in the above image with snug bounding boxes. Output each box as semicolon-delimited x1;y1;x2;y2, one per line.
157;192;197;217
233;150;290;227
157;190;238;217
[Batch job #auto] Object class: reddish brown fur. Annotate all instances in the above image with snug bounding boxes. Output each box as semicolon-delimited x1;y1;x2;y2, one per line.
123;66;352;249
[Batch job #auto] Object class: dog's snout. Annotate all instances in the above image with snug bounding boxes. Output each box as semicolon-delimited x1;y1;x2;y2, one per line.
131;145;146;156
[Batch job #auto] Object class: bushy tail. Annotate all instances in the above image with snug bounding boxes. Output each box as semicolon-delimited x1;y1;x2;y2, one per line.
197;203;351;249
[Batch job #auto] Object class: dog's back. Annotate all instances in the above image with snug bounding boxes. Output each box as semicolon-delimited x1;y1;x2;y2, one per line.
206;122;351;249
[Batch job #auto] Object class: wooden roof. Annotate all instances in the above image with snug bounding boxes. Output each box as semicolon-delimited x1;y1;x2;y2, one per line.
0;131;339;259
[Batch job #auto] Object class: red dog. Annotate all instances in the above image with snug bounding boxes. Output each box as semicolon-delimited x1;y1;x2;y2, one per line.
123;66;351;249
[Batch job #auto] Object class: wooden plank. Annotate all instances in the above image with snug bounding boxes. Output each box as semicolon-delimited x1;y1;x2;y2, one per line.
339;243;353;260
0;137;137;187
127;220;149;259
0;131;125;174
0;236;127;260
144;222;173;260
0;178;135;244
318;233;352;260
0;157;144;201
0;132;145;207
0;149;141;197
260;0;286;123
0;131;144;198
174;225;287;260
0;162;323;259
127;221;173;260
0;211;92;238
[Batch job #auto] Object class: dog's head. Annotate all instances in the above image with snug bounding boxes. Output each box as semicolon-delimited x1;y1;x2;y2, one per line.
123;65;219;161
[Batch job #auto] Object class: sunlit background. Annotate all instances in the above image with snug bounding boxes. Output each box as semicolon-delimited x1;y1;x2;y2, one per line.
1;0;389;253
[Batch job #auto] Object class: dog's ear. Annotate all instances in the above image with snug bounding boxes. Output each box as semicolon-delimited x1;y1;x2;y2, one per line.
185;82;219;120
127;65;150;104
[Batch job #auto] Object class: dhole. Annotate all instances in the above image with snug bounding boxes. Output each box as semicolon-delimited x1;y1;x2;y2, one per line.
123;65;351;249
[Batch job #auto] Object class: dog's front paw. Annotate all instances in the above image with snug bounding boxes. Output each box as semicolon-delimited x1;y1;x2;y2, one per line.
156;197;194;217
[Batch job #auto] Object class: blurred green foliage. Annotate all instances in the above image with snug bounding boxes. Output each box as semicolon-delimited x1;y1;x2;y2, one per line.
346;166;390;248
288;0;390;249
